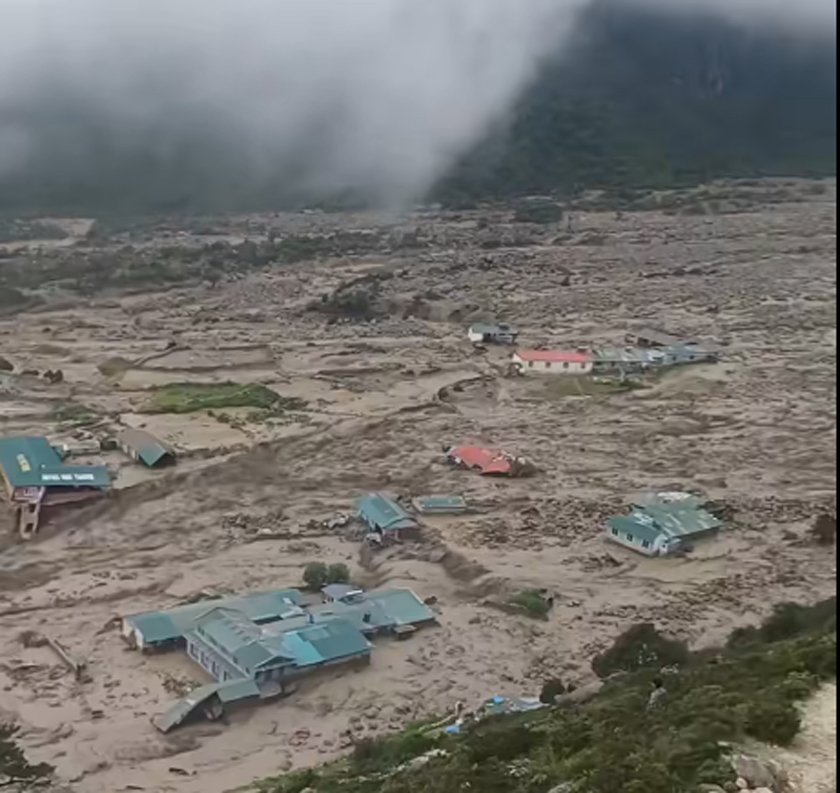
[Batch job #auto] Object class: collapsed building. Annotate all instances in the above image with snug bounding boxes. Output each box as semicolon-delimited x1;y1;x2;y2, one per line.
605;492;723;556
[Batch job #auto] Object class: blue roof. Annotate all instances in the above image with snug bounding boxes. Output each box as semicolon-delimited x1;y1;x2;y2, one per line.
281;618;372;667
357;492;418;533
0;436;110;489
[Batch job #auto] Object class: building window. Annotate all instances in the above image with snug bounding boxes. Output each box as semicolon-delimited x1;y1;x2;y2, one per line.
611;527;618;536
528;361;534;368
642;539;651;549
626;533;634;542
545;362;551;369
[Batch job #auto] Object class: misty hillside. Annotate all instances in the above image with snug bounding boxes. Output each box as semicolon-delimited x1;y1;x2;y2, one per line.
0;2;835;214
437;2;837;204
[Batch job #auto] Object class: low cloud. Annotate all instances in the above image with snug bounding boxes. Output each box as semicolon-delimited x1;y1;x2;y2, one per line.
0;0;834;207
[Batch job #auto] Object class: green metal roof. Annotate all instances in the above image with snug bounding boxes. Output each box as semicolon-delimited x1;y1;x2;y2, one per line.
191;608;295;673
281;618;372;667
152;683;222;733
117;428;175;467
608;515;663;545
633;503;721;538
609;499;722;544
152;678;261;733
124;589;303;645
365;588;437;626
0;436;110;489
412;495;468;514
357;492;418;533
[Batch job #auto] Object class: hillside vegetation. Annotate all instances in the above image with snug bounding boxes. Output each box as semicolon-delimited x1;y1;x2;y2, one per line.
435;3;836;205
254;599;836;793
0;2;834;213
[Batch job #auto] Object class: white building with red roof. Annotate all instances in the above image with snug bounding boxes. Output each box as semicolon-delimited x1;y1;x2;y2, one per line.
511;349;593;375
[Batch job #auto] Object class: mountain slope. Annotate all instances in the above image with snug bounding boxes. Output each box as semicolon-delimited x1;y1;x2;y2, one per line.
436;2;836;204
0;2;835;213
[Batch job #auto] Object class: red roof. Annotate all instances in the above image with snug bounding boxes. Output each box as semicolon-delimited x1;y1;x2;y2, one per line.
514;349;591;364
447;446;512;475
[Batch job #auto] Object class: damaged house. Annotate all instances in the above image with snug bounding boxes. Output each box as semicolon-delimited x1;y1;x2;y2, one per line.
357;492;418;541
0;436;110;538
444;445;535;477
605;492;723;556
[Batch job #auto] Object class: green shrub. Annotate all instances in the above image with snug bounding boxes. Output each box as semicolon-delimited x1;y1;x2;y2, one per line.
326;563;350;585
513;201;564;224
744;696;801;745
302;562;328;590
539;678;566;703
0;723;54;787
592;623;689;678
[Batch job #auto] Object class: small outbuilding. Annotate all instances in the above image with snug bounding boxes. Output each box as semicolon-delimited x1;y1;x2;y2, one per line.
117;428;176;468
411;495;469;515
467;323;519;345
624;327;688;349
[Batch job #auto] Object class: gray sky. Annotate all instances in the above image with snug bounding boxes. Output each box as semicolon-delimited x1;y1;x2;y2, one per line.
0;0;834;205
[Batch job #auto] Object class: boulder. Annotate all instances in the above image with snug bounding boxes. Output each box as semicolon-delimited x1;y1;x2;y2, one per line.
0;355;12;371
731;754;777;789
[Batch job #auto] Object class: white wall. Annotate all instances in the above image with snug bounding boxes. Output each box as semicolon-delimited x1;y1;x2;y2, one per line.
511;355;592;374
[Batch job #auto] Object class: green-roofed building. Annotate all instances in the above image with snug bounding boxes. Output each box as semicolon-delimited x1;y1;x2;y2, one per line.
0;435;111;538
138;585;436;733
117;428;176;468
121;588;305;651
606;493;723;556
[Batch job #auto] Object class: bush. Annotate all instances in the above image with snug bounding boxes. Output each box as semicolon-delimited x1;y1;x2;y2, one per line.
539;678;566;704
744;696;801;745
0;724;54;787
592;623;689;678
326;563;350;585
513;201;564;224
303;562;328;590
728;598;837;648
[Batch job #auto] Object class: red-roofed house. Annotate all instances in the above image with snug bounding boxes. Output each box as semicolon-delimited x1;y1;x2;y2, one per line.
444;446;513;476
511;349;593;375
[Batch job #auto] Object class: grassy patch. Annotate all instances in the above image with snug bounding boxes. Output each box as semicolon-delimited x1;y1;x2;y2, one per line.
251;597;836;793
51;403;98;426
507;590;552;620
144;382;290;414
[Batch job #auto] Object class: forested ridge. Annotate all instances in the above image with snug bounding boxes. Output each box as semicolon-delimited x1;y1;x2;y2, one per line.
0;1;834;213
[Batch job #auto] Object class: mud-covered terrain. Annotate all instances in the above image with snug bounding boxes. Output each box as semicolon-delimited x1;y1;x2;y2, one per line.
0;179;835;793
